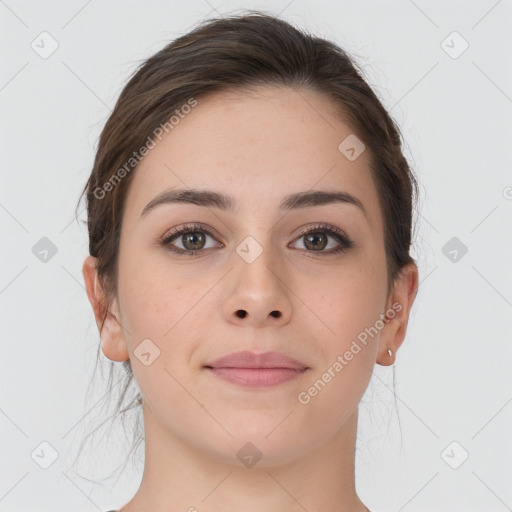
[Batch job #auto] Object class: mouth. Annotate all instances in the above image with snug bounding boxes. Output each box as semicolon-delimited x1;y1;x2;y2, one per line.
203;350;309;388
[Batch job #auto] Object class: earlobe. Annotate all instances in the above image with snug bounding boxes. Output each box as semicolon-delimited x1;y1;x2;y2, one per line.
82;255;130;363
377;262;419;366
100;306;130;362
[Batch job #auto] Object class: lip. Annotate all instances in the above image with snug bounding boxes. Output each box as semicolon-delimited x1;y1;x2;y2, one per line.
205;350;308;370
204;350;309;388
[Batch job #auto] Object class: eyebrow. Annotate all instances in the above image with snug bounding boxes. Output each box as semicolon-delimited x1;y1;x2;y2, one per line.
139;187;368;220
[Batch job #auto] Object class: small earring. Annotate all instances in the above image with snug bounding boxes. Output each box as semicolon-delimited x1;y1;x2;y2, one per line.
387;348;393;358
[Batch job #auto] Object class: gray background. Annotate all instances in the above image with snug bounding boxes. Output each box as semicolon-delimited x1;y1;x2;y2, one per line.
1;0;511;511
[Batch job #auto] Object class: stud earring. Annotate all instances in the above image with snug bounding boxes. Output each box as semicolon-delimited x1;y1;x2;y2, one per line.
387;348;393;358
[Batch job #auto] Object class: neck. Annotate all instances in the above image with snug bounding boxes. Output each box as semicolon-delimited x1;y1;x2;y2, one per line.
120;403;369;512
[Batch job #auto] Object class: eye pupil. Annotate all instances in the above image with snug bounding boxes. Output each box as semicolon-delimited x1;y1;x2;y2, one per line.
183;232;205;250
304;232;327;251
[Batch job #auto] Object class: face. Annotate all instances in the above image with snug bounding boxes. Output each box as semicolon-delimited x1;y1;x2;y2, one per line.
86;85;415;467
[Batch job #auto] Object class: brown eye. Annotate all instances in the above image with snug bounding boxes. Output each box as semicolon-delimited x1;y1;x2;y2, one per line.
161;224;222;255
290;224;354;255
180;232;206;250
303;232;328;251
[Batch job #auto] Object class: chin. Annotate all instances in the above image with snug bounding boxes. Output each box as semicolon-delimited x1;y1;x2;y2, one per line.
193;423;310;469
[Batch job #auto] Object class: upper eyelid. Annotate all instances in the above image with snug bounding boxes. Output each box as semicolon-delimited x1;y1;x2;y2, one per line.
162;223;351;247
162;223;221;242
163;222;345;237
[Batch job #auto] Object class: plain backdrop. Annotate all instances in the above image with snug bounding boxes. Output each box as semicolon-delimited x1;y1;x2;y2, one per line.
1;1;511;511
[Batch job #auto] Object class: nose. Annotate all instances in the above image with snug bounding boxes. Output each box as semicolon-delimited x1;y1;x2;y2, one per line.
222;245;293;328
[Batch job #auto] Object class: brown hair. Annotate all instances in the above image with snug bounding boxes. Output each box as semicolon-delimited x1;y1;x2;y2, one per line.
75;10;418;477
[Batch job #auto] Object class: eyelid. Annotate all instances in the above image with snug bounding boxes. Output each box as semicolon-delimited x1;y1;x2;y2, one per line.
290;223;354;253
160;222;222;245
294;222;349;240
160;222;353;255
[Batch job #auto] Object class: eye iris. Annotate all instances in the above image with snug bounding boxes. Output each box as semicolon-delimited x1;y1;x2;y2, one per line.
182;232;205;250
304;232;327;251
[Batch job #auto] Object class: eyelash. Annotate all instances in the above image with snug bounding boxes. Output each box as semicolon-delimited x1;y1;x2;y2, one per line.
160;222;354;257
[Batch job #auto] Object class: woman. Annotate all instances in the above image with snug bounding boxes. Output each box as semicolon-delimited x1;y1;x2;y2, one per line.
80;11;419;512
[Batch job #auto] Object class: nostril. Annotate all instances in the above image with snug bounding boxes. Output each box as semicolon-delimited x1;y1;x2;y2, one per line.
235;310;281;319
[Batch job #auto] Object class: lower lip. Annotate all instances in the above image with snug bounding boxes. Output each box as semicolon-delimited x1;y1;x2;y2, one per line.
207;367;307;388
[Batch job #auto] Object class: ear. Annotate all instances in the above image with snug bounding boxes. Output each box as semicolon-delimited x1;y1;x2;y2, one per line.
376;262;419;366
82;255;129;362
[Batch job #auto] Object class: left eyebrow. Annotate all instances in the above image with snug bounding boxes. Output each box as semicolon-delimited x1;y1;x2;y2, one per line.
139;187;368;221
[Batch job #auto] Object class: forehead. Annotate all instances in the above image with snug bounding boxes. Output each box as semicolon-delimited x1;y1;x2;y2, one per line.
124;85;382;231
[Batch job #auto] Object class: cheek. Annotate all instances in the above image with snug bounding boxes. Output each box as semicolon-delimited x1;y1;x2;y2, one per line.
118;266;210;406
301;256;387;349
122;255;224;356
294;265;385;433
119;248;202;323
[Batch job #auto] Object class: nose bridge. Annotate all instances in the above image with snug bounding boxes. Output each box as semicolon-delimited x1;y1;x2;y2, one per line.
235;232;281;293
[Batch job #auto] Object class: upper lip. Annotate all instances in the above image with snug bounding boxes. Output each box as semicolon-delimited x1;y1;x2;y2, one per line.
204;350;308;370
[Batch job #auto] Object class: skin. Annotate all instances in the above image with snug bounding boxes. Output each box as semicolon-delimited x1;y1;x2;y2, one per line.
83;85;418;512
